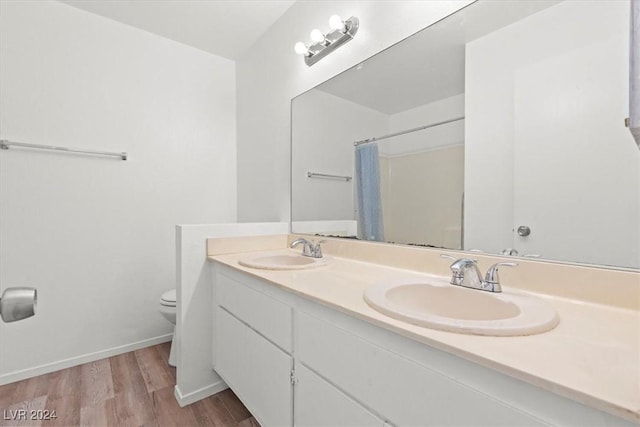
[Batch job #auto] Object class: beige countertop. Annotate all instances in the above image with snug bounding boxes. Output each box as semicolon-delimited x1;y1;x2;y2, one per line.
209;248;640;424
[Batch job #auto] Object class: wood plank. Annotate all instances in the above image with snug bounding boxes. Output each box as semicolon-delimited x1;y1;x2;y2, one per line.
190;395;238;427
237;417;261;427
46;365;82;401
110;352;148;397
134;345;174;394
155;341;171;362
0;382;19;410
106;391;156;426
10;375;49;404
80;359;114;408
150;386;199;427
41;395;80;427
154;342;176;382
217;389;252;424
0;395;47;427
79;399;113;427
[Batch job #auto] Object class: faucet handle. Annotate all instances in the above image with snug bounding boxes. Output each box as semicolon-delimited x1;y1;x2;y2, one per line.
484;262;518;284
313;240;326;258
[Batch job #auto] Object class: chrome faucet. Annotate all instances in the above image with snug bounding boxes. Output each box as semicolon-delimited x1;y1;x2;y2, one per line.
448;257;484;289
290;238;325;258
441;254;517;293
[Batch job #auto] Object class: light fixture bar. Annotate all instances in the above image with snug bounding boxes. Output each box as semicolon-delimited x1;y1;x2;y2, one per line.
304;16;359;66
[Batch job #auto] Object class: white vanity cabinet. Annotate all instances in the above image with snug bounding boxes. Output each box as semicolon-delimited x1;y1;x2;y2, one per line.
212;266;383;427
213;271;293;427
211;264;634;427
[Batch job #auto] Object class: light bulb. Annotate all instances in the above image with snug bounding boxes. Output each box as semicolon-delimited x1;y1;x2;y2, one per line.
329;15;345;32
310;29;325;44
294;42;309;55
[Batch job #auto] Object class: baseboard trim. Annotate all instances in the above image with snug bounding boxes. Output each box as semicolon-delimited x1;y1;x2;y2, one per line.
174;380;228;407
0;333;173;386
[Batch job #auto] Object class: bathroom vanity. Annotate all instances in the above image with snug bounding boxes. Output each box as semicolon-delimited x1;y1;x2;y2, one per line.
204;1;640;423
208;235;639;427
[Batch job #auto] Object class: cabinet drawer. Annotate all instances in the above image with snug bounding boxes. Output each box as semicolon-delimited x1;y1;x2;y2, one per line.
297;311;544;427
216;307;293;427
216;271;292;352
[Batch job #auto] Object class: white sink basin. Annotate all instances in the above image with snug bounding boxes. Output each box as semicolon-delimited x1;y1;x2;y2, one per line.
364;281;559;336
239;253;327;270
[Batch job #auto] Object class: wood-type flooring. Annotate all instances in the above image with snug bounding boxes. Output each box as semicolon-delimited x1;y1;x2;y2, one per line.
0;342;258;427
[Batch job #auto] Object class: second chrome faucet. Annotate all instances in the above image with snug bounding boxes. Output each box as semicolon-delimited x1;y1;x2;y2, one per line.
441;254;517;293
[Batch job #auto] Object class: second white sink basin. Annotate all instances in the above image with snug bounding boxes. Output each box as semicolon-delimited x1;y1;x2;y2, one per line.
239;253;327;270
364;281;559;336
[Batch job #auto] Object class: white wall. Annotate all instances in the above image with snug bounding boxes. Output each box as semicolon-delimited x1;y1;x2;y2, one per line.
465;0;639;267
236;0;472;223
292;89;388;222
383;94;464;156
0;0;236;383
175;222;288;406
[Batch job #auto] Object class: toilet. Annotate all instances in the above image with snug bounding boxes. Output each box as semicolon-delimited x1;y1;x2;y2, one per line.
159;289;177;367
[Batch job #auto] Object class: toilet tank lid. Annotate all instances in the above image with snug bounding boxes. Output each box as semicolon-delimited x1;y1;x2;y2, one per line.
160;289;176;304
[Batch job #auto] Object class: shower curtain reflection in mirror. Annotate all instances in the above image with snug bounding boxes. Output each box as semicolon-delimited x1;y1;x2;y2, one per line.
355;143;384;241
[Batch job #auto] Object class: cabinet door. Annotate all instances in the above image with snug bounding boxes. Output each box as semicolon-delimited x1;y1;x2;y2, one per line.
297;311;544;427
295;362;384;427
216;307;293;427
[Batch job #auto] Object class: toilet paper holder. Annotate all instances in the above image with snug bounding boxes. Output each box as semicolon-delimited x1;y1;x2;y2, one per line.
0;287;37;323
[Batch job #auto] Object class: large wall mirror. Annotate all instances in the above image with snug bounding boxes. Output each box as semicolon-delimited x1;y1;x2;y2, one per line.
291;0;640;270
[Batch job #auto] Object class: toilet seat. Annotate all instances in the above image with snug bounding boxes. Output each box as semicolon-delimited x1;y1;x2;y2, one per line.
160;289;176;307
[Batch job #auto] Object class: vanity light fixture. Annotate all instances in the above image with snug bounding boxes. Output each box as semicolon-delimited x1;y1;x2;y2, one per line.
294;15;359;66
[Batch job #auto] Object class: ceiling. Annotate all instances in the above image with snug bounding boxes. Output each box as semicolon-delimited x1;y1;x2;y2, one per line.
59;0;296;60
315;0;560;115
